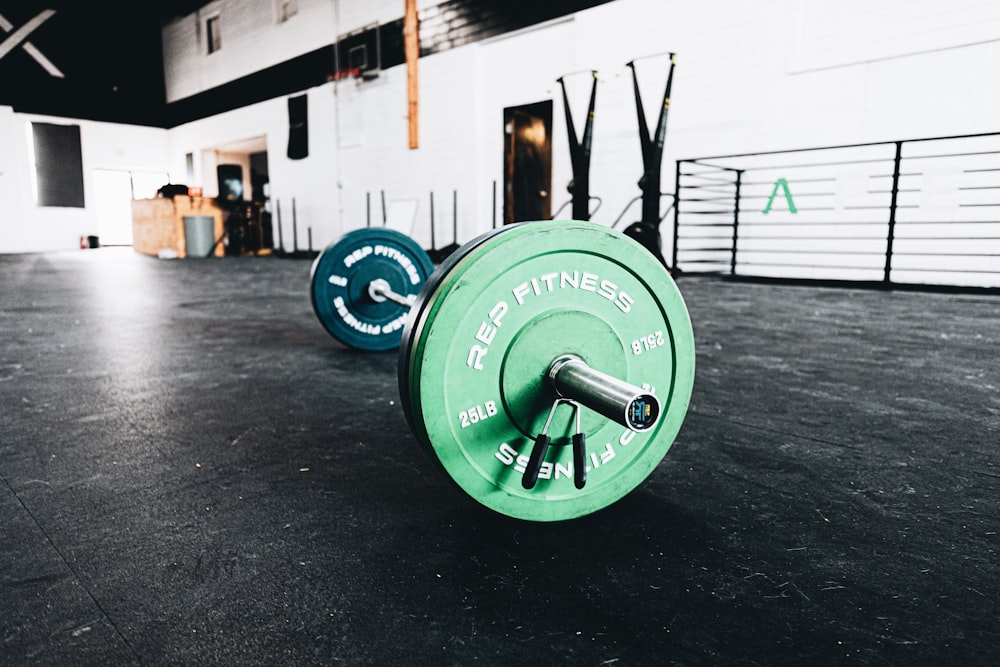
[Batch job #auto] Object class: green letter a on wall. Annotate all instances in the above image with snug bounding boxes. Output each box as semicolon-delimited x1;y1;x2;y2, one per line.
762;178;798;214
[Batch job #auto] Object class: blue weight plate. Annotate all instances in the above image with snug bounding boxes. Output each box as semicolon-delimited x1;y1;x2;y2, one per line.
311;228;434;351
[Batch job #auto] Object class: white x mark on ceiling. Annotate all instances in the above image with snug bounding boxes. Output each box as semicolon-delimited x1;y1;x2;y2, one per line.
0;10;64;78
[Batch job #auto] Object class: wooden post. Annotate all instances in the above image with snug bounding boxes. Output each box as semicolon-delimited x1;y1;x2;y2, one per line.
404;0;419;149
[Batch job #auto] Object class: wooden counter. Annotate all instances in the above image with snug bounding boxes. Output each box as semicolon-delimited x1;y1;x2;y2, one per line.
131;196;225;258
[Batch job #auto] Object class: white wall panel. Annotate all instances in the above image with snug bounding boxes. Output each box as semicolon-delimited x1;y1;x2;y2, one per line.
790;0;1000;73
0;106;28;253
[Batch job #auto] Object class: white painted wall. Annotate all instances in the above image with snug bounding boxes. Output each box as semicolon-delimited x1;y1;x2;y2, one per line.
4;0;1000;258
0;107;29;252
0;110;168;253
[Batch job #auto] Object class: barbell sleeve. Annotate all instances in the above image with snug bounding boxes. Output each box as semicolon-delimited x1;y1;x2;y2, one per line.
547;355;660;432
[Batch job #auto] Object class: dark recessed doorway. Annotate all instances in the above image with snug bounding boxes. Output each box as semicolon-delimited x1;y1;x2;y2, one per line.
504;100;552;224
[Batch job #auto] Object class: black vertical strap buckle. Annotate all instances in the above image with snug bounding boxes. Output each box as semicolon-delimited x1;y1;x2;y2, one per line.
571;403;587;489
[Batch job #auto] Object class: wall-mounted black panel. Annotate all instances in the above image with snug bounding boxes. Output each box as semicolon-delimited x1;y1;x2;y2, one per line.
287;94;308;160
31;122;84;208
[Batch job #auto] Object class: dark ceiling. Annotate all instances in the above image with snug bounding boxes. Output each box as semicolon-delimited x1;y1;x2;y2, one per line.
2;1;620;129
0;2;210;126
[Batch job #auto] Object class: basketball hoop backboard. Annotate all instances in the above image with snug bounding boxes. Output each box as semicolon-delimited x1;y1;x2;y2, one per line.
336;22;381;81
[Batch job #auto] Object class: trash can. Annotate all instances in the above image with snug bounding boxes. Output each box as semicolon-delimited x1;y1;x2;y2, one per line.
183;216;215;258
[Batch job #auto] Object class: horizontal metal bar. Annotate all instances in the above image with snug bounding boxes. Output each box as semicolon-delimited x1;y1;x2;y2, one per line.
892;236;1000;241
678;187;738;195
677;258;734;265
903;148;1000;160
555;68;597;80
735;248;888;256
678;172;739;182
727;157;895;172
678;171;736;185
679;186;737;194
739;177;837;186
676;223;737;229
893;219;1000;225
677;160;742;173
685;130;1000;163
679;180;736;187
889;266;1000;274
733;220;889;226
892;251;1000;258
680;196;740;202
735;260;884;270
626;50;675;65
733;235;888;241
738;191;837;199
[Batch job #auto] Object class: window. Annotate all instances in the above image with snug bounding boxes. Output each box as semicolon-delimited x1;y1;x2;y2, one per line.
276;0;298;23
206;14;221;53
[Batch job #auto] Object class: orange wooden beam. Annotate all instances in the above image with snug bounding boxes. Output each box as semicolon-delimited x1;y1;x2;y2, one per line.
404;0;419;149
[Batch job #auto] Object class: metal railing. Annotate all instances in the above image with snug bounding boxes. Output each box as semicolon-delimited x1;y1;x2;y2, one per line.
673;132;1000;290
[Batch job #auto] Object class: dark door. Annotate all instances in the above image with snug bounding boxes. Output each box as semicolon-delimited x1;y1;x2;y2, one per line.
504;101;552;224
250;151;273;250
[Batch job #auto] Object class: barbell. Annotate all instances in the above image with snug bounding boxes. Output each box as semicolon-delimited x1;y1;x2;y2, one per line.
313;220;696;521
310;228;435;351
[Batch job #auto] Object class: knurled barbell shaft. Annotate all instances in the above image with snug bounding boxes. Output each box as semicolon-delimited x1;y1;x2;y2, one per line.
547;355;660;432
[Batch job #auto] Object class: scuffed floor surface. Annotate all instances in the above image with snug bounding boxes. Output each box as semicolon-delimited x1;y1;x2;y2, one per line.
1;248;997;666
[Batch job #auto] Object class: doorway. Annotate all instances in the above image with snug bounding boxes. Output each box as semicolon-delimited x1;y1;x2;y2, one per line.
93;169;168;246
210;137;271;255
504;101;552;224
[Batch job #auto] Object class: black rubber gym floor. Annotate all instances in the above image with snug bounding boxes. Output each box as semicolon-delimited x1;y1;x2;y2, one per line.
2;248;997;666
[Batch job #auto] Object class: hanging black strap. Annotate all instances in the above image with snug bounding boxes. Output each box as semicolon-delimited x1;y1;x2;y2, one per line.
558;71;598;220
627;54;676;226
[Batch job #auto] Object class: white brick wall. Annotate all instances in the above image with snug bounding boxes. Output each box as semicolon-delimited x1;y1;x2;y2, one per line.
164;0;339;102
163;0;443;102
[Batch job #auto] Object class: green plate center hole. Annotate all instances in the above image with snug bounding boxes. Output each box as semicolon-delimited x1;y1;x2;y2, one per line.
499;310;626;444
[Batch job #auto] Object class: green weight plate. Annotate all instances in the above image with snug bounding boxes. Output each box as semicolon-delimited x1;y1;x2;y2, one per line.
311;228;434;351
399;224;520;440
400;220;696;522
